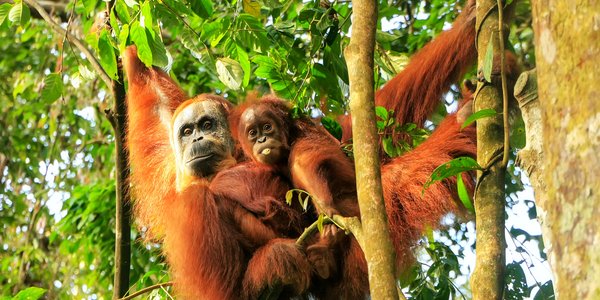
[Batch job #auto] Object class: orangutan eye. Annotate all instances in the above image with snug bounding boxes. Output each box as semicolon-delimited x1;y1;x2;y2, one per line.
248;129;257;138
203;120;213;130
263;123;272;132
182;127;193;136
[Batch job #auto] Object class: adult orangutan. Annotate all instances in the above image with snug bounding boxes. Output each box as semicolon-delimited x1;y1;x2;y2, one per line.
123;47;312;299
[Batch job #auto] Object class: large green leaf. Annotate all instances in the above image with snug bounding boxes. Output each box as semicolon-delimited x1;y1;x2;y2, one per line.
98;30;118;80
41;73;64;103
461;108;497;129
216;57;243;90
147;28;168;68
141;0;153;29
236;45;251;87
8;1;30;26
115;0;131;24
130;22;152;67
190;0;213;19
0;3;12;25
424;157;482;190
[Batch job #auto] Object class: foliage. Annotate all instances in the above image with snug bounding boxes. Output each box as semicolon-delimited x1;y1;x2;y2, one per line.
402;241;467;299
376;106;430;158
0;0;548;298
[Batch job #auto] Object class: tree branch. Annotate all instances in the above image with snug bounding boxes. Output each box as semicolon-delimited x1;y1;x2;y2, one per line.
345;0;400;299
22;0;112;87
470;0;512;298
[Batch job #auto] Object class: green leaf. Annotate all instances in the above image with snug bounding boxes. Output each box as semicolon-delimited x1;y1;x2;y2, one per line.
181;27;205;62
115;0;131;24
375;106;389;121
98;30;119;80
0;3;13;26
8;1;30;26
216;57;243;90
301;194;309;211
41;73;64;103
320;116;342;141
82;0;98;15
147;29;168;68
109;9;120;37
424;157;482;190
483;33;495;83
190;0;213;19
382;137;399;158
242;0;261;17
461;108;497;129
12;287;46;300
118;23;130;51
456;173;474;214
140;0;153;29
317;214;324;233
285;190;293;205
130;22;152;67
236;45;250;87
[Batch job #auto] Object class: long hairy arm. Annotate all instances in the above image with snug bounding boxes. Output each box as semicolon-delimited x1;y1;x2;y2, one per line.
122;46;187;236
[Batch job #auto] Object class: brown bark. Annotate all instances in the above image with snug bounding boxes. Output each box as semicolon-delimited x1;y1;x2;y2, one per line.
106;0;131;297
530;1;600;298
109;68;131;299
345;0;399;299
470;1;510;299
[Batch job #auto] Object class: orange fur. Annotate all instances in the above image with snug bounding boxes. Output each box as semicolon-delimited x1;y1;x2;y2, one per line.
339;0;477;143
162;180;245;299
382;111;476;267
123;46;183;238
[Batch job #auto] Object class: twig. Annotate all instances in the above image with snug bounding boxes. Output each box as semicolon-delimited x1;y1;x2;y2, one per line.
118;282;174;300
22;0;112;87
295;215;361;246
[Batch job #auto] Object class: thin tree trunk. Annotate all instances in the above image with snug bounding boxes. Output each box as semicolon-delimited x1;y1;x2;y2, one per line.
470;1;510;299
345;1;399;299
530;1;600;298
109;66;131;299
106;1;131;297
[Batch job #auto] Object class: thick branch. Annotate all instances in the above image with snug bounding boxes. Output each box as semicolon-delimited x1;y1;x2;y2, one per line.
345;0;400;299
470;0;510;299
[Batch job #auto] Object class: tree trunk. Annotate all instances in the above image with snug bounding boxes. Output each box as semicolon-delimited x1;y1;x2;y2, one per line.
345;0;399;299
470;1;509;299
530;1;600;298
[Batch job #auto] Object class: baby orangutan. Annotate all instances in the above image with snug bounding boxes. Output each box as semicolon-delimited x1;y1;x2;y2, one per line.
233;97;360;285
